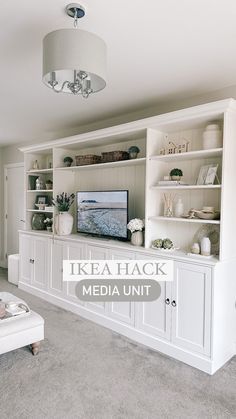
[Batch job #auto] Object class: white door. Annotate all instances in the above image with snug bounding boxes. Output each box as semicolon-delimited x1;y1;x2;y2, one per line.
108;249;135;325
19;234;33;285
171;262;212;356
4;164;24;263
32;236;48;290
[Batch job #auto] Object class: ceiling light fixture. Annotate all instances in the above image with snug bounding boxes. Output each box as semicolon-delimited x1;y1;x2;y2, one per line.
42;3;107;98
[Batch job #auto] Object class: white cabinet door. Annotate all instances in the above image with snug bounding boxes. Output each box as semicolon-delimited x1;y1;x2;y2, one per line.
32;236;48;290
171;262;212;356
108;249;135;325
66;242;85;305
135;255;172;340
19;234;33;285
50;240;66;297
85;245;108;314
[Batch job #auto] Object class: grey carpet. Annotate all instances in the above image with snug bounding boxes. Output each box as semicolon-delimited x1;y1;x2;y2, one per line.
0;268;236;419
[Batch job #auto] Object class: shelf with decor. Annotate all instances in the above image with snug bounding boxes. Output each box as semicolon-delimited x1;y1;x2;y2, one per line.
151;184;221;190
148;216;220;225
55;157;146;171
26;209;54;213
149;148;223;162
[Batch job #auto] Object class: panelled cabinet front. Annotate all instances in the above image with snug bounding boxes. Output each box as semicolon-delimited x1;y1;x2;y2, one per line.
171;262;212;356
49;240;66;297
19;234;32;285
86;244;108;314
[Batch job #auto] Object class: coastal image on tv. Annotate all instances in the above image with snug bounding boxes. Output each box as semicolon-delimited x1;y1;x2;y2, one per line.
77;190;128;239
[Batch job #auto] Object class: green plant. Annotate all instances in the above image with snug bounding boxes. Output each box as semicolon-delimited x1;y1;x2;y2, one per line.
52;192;75;212
128;146;140;154
170;168;183;177
162;238;173;249
63;156;73;163
152;239;163;248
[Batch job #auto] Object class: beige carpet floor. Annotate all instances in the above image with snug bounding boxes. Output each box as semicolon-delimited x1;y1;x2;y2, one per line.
0;268;236;419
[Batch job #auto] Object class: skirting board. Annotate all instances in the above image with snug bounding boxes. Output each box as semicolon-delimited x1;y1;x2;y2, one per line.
17;281;223;374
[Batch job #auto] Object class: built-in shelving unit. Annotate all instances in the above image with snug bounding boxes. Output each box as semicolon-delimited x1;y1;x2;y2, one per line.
20;98;236;261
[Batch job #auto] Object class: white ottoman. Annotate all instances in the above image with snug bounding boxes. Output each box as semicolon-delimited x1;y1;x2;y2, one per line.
0;292;44;356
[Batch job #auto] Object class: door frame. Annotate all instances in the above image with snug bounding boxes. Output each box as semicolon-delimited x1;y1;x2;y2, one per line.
4;162;24;267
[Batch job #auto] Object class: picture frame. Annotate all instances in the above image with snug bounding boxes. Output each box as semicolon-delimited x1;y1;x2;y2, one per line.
196;165;211;185
35;195;48;206
205;165;218;185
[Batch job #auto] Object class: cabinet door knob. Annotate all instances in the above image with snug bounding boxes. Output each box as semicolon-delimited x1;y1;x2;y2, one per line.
165;298;170;305
29;259;35;264
171;300;177;307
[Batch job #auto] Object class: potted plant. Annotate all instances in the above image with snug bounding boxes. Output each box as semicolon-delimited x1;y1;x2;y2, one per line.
45;179;53;190
44;217;53;232
127;218;144;246
128;146;140;159
63;156;73;167
169;168;183;181
52;192;75;235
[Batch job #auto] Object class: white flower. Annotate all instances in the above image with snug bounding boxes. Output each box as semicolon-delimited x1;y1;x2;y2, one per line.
127;218;144;233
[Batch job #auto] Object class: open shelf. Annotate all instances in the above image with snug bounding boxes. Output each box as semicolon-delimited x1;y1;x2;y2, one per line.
27;168;53;174
27;209;54;213
27;189;53;193
150;148;223;162
149;216;220;225
151;184;222;190
55;157;146;171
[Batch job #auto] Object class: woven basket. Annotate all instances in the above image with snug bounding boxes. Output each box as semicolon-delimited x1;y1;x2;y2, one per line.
101;151;129;163
75;154;101;166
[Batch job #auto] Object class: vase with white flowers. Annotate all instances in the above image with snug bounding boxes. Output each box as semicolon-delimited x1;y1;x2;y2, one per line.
52;192;75;235
127;218;144;246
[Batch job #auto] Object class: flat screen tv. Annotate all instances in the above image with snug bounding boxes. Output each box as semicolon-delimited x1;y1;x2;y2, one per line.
77;190;128;239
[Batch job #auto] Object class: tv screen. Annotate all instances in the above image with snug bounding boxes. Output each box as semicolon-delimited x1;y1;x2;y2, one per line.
77;190;128;239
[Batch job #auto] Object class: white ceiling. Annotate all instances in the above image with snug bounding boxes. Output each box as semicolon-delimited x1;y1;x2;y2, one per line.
1;0;236;146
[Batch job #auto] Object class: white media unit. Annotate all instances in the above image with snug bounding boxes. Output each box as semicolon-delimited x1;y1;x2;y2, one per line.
18;99;236;374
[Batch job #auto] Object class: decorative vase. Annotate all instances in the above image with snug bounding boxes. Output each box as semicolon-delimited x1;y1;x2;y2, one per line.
46;226;52;232
202;124;222;150
32;213;46;230
55;212;73;235
174;198;184;218
131;231;143;246
191;242;200;254
200;237;211;256
36;176;44;190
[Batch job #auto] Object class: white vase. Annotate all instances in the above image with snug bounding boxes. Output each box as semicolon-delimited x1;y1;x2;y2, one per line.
174;198;184;218
131;231;143;246
55;212;73;235
202;124;222;150
200;237;211;256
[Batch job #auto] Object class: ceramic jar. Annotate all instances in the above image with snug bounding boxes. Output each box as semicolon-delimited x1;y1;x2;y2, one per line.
32;213;46;230
55;212;73;235
201;237;211;256
174;198;184;218
202;124;222;150
131;231;143;246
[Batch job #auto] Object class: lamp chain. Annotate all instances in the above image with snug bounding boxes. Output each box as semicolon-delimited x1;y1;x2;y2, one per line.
74;8;78;28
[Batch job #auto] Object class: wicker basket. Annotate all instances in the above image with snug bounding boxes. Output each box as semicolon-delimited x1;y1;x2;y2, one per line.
75;154;101;166
101;151;129;163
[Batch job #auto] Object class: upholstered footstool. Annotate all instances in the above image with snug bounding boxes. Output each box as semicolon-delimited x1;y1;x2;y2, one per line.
0;292;44;356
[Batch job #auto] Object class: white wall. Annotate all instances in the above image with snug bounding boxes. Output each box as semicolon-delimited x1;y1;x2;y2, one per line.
1;84;236;264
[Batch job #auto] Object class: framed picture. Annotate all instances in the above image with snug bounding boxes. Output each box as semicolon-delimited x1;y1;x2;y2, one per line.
205;165;218;185
196;165;211;185
35;195;48;205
